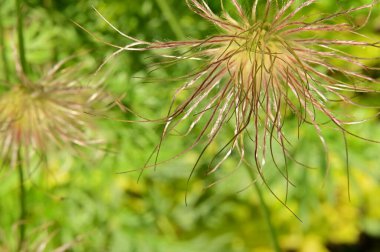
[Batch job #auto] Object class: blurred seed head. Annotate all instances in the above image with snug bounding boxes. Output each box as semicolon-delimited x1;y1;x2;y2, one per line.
99;1;380;185
0;59;109;168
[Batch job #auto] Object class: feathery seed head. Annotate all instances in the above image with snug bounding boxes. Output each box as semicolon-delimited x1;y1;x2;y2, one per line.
101;0;380;184
212;22;295;93
0;61;107;167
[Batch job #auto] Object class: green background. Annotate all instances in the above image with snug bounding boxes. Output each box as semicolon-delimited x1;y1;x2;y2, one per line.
1;0;380;251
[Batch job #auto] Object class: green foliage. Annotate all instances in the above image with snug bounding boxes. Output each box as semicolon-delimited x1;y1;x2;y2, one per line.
0;0;380;251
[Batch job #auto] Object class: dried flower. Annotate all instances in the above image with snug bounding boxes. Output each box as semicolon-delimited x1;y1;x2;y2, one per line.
0;59;107;168
100;1;380;185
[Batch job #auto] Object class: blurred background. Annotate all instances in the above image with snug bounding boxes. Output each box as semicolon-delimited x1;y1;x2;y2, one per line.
1;0;380;251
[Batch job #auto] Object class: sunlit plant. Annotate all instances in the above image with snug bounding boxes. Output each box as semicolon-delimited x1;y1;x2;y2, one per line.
6;1;374;251
0;56;110;250
0;60;106;168
0;0;116;249
100;0;379;185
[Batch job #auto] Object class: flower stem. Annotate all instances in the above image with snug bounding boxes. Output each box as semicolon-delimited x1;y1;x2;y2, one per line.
15;0;28;246
17;151;27;251
16;0;28;75
154;0;186;40
0;12;10;82
246;167;281;252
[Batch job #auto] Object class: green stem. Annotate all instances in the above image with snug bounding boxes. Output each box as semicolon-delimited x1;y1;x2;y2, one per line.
154;0;186;40
16;0;28;75
0;13;10;81
17;152;27;252
246;167;281;252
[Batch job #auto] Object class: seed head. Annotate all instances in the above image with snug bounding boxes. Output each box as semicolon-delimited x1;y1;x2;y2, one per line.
0;60;107;168
100;1;380;185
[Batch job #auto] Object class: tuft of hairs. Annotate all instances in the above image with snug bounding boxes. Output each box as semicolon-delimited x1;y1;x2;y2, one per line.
98;0;380;193
0;57;110;169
